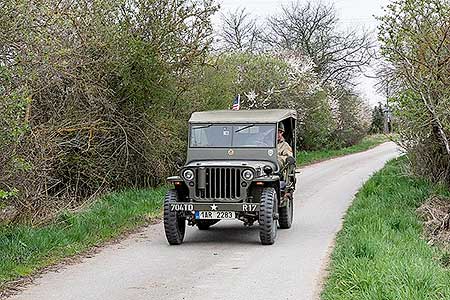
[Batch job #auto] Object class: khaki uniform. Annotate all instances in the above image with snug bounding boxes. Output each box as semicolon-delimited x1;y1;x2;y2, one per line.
277;138;293;167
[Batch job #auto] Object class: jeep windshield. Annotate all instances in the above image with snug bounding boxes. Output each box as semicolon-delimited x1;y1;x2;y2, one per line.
190;124;276;148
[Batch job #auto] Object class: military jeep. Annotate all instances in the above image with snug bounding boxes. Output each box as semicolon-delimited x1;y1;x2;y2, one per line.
164;109;297;245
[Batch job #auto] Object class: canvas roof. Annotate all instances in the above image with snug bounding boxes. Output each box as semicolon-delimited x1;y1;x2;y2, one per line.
189;109;297;124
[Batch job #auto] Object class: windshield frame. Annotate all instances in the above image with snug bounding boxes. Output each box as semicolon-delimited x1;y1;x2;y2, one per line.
189;123;277;149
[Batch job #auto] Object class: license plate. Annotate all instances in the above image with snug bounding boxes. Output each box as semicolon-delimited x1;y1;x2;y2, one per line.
195;211;236;220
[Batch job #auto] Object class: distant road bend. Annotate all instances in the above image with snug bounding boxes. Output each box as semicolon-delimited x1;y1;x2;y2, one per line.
8;142;400;300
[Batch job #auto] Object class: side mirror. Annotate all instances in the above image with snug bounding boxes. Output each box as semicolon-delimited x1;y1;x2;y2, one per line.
285;156;296;166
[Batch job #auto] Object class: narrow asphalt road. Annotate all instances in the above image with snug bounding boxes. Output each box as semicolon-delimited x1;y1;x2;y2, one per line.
9;142;400;300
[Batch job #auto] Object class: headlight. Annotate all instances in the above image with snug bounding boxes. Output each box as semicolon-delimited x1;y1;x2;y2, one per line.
242;169;254;181
182;169;194;181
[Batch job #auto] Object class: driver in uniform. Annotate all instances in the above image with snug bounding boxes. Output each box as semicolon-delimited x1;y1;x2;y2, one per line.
277;122;293;167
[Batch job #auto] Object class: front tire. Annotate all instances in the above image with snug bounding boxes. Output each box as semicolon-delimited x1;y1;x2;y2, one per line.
163;189;186;245
259;187;278;245
279;193;293;229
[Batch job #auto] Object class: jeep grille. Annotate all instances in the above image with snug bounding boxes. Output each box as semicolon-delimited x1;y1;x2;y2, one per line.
195;167;242;200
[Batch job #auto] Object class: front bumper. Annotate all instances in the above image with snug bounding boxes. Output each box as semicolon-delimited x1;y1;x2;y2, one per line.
170;202;259;212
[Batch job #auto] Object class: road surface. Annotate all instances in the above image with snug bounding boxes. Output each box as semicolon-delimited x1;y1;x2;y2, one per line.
8;142;400;300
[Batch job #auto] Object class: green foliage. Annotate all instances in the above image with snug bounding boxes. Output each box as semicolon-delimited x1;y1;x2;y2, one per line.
332;91;368;148
0;189;17;201
298;90;335;150
219;53;293;109
322;157;450;299
184;53;296;111
0;90;30;146
0;66;31;202
370;103;385;133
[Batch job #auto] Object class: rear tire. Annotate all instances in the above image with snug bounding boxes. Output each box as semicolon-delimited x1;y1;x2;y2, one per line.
259;187;278;245
279;193;293;229
163;189;186;245
196;219;220;230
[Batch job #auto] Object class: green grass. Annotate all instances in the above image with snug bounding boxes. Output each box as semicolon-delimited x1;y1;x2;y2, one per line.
322;157;450;300
0;187;166;289
297;134;390;166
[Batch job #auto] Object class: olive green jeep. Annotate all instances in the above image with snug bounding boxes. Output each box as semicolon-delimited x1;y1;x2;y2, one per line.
164;109;297;245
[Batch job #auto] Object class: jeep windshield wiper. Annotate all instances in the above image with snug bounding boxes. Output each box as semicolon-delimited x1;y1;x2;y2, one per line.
235;124;255;133
192;124;212;130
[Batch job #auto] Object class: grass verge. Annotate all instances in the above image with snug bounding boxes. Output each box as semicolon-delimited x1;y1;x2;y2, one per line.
321;157;450;300
0;187;166;291
297;134;390;166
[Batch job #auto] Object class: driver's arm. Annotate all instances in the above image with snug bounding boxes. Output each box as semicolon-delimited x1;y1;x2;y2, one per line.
277;142;293;165
281;142;293;158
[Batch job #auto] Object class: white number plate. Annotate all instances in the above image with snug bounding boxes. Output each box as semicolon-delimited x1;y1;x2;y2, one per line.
195;211;236;220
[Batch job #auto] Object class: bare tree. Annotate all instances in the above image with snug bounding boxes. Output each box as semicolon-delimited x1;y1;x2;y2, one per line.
264;1;376;86
219;8;261;52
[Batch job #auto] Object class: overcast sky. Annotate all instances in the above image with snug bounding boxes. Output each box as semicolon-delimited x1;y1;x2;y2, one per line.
212;0;391;106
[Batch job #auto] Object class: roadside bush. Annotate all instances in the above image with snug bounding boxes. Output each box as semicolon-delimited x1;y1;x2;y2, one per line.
0;0;217;221
378;0;450;185
391;91;450;183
